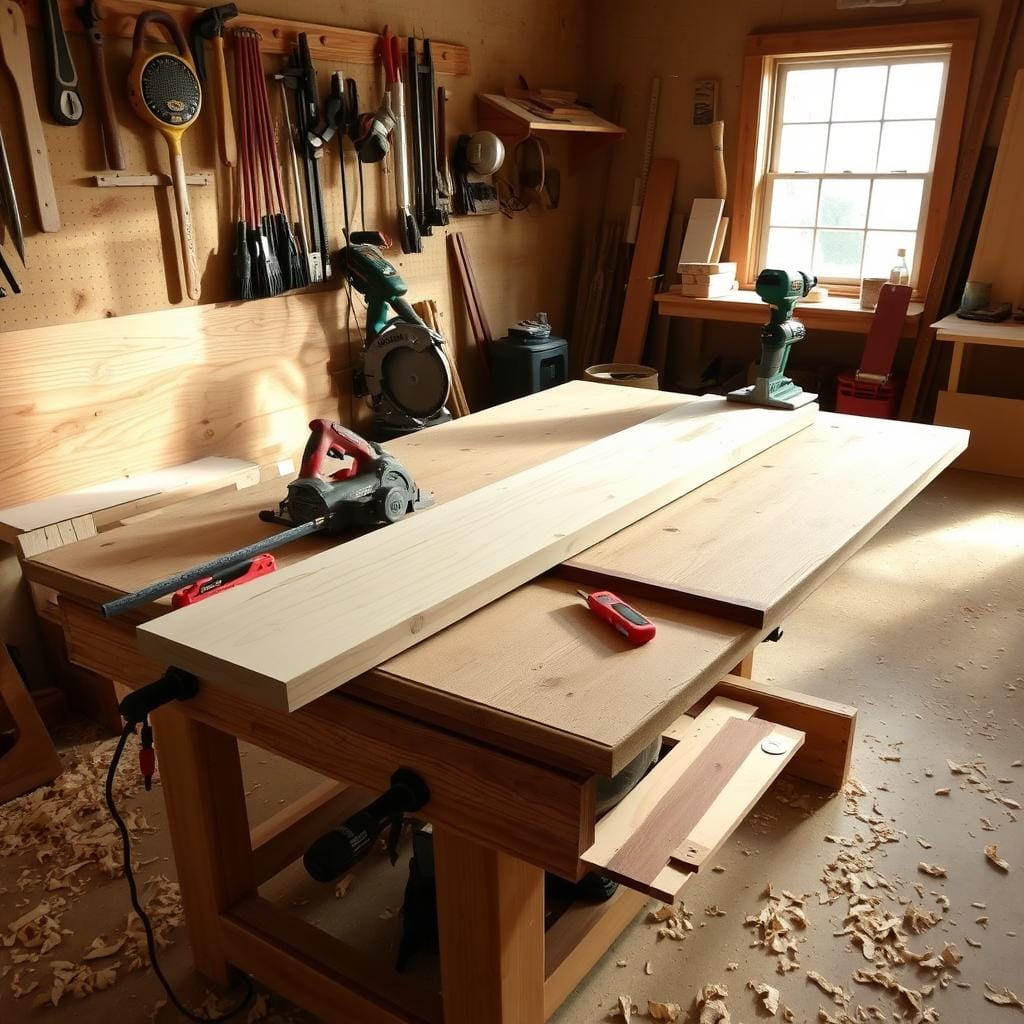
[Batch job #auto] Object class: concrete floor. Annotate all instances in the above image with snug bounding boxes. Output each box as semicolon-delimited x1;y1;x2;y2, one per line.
1;468;1022;1023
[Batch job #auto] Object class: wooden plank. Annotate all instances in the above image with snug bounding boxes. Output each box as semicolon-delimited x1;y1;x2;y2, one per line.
967;69;1024;308
677;199;724;266
223;897;442;1024
543;886;652;1019
0;645;63;803
30;0;470;76
899;1;1019;419
434;827;545;1024
932;315;1024;347
150;707;255;985
935;390;1024;477
612;158;678;363
708;675;857;791
558;412;968;628
135;398;816;712
250;780;375;885
580;698;759;900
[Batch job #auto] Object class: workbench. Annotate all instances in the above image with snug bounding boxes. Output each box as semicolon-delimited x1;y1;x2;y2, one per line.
23;382;967;1024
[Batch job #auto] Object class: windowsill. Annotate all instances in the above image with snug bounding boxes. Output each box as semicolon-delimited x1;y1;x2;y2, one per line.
654;289;923;337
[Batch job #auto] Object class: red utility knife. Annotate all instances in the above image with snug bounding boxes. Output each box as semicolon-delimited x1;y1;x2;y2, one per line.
577;589;656;645
172;553;277;608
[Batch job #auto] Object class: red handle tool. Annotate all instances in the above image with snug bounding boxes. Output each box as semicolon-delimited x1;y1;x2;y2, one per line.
577;589;656;645
172;553;277;607
299;419;379;481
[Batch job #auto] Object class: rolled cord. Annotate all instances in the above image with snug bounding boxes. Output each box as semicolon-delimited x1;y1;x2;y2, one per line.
106;717;254;1022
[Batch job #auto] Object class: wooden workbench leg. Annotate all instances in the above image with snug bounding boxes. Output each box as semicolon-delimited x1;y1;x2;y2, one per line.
434;827;545;1024
151;706;255;985
730;651;755;678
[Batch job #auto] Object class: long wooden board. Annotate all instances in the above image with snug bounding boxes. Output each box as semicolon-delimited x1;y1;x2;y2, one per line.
136;399;816;711
557;412;968;626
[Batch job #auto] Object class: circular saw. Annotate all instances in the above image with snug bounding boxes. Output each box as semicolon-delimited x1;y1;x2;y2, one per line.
344;242;451;438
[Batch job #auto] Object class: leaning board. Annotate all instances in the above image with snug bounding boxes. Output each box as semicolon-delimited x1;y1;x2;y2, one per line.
136;398;816;710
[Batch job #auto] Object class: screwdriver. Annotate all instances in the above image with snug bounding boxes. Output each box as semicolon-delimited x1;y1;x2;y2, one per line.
577;589;656;645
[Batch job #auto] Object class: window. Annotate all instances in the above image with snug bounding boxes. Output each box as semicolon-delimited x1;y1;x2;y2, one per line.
731;20;977;299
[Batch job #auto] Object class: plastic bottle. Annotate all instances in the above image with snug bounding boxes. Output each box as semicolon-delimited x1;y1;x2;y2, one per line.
889;248;910;286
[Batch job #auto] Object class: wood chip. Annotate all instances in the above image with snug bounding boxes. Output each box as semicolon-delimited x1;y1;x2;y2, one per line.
697;983;730;1024
648;999;682;1021
916;837;933;849
918;862;947;878
965;937;982;948
807;971;848;1005
645;961;653;976
984;984;1024;1010
985;843;1010;872
617;994;633;1021
934;788;951;796
748;980;780;1015
334;875;354;899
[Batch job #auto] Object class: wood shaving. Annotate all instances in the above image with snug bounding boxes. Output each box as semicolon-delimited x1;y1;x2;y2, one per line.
334;875;354;899
807;971;849;1005
985;843;1010;871
645;961;652;976
776;959;800;974
999;796;1021;809
705;905;727;917
916;837;932;849
917;862;947;878
934;788;951;796
246;993;269;1022
648;1000;682;1021
747;980;780;1014
725;962;739;972
984;984;1024;1010
852;968;933;1020
697;983;730;1024
965;936;982;948
903;905;940;934
782;1009;795;1022
617;994;633;1021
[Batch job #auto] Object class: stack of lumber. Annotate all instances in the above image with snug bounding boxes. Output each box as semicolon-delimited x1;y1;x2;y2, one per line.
670;261;738;299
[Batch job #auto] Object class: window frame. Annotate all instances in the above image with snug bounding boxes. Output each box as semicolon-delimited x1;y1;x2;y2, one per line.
730;19;977;301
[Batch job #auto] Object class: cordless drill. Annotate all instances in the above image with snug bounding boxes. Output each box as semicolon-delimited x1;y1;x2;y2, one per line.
727;269;818;410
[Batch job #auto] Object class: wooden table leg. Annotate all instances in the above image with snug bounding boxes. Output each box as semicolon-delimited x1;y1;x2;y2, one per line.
434;827;545;1024
730;651;754;678
151;705;255;985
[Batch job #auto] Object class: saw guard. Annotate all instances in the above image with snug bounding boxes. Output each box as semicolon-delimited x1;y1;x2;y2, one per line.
361;321;452;420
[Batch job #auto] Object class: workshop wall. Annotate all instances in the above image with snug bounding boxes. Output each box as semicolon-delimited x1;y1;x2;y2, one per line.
0;0;593;503
584;0;1024;393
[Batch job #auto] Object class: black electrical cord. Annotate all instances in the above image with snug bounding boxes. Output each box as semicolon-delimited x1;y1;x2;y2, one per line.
105;722;254;1022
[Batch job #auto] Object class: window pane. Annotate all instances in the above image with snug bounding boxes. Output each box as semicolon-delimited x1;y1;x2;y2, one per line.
814;229;864;279
884;62;945;120
769;179;819;226
832;65;888;121
818;179;870;228
782;68;834;122
766;227;814;269
868;179;924;231
863;230;917;279
777;124;828;173
876;120;935;172
825;122;881;172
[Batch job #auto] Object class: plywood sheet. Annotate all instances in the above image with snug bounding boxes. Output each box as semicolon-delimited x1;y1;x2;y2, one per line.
677;199;724;266
134;397;816;711
935;390;1024;477
560;412;968;626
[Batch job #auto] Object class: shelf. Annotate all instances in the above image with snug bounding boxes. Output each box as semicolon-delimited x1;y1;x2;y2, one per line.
932;313;1024;348
476;94;625;174
25;0;471;75
655;289;923;337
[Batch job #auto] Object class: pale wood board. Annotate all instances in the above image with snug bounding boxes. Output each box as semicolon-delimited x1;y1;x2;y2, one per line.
933;314;1024;347
560;412;969;627
967;68;1024;308
677;198;724;266
135;397;816;711
935;390;1024;477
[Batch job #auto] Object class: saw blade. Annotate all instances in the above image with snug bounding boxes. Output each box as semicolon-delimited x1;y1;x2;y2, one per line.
381;343;450;419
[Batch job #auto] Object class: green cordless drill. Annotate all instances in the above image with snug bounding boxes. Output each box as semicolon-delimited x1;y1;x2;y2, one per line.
727;268;818;410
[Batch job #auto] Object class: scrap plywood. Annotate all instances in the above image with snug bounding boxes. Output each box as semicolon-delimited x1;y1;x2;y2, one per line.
135;398;816;711
558;412;969;627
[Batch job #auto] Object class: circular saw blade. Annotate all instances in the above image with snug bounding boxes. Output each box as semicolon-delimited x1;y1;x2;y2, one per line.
381;342;451;419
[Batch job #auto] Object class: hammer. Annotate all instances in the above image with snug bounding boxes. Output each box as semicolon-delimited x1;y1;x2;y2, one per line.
190;3;238;167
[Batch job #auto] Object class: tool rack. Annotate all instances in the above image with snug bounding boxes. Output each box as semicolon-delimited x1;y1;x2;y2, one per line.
22;383;965;1024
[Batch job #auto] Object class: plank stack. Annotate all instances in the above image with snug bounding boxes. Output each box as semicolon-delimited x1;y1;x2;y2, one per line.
670;261;738;298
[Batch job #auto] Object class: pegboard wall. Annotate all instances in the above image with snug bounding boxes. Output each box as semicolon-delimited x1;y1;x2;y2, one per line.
0;0;595;505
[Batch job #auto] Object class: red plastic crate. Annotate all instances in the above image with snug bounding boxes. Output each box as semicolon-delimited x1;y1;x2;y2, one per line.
836;371;902;419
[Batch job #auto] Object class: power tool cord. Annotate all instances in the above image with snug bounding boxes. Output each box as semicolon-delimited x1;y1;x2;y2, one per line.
106;719;254;1022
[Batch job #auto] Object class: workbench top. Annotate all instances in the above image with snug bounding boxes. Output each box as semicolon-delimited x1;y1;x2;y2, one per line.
26;383;967;776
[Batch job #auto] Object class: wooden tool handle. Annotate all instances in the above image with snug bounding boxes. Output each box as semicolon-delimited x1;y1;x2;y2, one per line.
89;35;126;171
710;120;727;203
212;37;236;167
0;2;61;231
169;147;201;300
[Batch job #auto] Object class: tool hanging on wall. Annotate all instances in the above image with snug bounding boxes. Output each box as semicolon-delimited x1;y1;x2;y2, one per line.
282;34;330;281
76;1;127;170
0;126;26;265
41;0;84;125
382;30;420;253
273;73;314;280
453;131;503;215
128;10;203;301
0;2;60;233
436;86;454;218
0;244;21;297
407;37;447;234
101;420;434;618
190;3;238;167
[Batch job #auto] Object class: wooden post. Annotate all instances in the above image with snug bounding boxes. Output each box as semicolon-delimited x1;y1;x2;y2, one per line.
151;706;255;984
434;827;545;1024
730;651;754;678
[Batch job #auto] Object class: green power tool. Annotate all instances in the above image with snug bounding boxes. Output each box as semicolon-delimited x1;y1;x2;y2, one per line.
727;268;818;410
344;242;452;437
